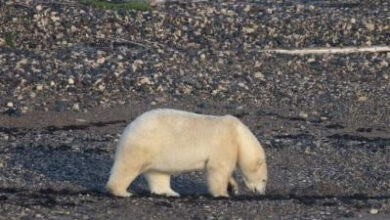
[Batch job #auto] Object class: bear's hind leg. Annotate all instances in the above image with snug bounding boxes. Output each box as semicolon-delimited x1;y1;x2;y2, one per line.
144;171;179;197
106;162;140;197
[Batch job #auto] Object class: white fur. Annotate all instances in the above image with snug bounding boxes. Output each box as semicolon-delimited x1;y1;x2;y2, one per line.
106;109;267;197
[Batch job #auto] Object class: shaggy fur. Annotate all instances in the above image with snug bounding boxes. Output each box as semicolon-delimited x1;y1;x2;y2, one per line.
106;109;267;197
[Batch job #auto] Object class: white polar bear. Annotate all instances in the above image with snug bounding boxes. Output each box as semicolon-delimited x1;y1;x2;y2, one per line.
106;109;267;197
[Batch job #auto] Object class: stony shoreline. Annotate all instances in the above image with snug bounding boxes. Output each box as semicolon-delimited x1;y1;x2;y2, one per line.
1;0;389;120
1;1;390;219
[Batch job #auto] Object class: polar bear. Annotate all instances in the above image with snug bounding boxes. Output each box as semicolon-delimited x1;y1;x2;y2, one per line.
106;109;267;197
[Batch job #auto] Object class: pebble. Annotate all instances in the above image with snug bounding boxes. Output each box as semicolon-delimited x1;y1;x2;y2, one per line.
243;27;256;34
75;118;87;122
72;103;80;111
0;0;388;124
97;57;105;64
358;96;367;102
98;84;105;91
36;5;43;11
68;78;75;85
369;208;379;215
139;77;151;85
254;72;264;79
299;111;308;119
6;102;13;108
244;5;251;12
36;84;43;91
21;106;28;113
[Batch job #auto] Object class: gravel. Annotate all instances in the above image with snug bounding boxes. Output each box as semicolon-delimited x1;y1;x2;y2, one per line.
1;0;389;121
1;0;390;219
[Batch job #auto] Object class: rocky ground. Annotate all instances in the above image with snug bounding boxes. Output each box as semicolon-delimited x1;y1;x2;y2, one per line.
1;0;390;219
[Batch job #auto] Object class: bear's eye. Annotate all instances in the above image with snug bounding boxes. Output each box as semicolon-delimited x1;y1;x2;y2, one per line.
262;179;267;183
257;160;263;167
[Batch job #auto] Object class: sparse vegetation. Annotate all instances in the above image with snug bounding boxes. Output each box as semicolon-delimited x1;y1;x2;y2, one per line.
5;32;15;47
83;0;151;11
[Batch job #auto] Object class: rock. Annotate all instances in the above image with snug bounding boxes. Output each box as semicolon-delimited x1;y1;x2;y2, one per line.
299;111;308;119
21;106;28;114
132;59;144;72
71;25;77;33
36;84;43;91
358;96;367;102
243;26;257;34
363;19;375;31
369;209;379;215
139;77;151;85
97;57;105;64
98;84;105;91
30;92;37;98
68;78;75;85
296;4;304;13
0;38;5;46
72;103;80;111
6;102;13;108
254;72;264;79
36;5;43;11
244;5;251;12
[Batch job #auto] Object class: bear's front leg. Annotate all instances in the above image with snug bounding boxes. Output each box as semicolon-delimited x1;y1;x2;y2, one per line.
207;166;234;198
228;176;239;196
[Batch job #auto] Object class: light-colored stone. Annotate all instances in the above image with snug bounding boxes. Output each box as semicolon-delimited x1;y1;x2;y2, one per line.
97;57;105;64
358;96;367;102
139;77;151;85
299;111;308;119
68;78;75;85
243;26;257;34
254;72;264;79
73;103;80;111
36;84;43;91
0;38;5;46
369;208;379;215
244;5;251;12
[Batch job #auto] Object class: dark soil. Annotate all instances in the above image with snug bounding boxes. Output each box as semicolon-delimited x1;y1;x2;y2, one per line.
1;0;390;219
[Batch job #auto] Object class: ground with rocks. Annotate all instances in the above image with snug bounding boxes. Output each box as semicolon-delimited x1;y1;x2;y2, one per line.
1;0;390;219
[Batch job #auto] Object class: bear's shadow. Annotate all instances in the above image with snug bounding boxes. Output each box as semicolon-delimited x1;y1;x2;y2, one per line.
9;145;209;195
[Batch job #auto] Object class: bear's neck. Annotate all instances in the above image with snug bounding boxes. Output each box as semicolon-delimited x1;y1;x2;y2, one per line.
235;122;264;174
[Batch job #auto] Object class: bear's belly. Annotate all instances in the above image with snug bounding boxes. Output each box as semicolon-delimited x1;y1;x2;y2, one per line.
147;150;209;173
